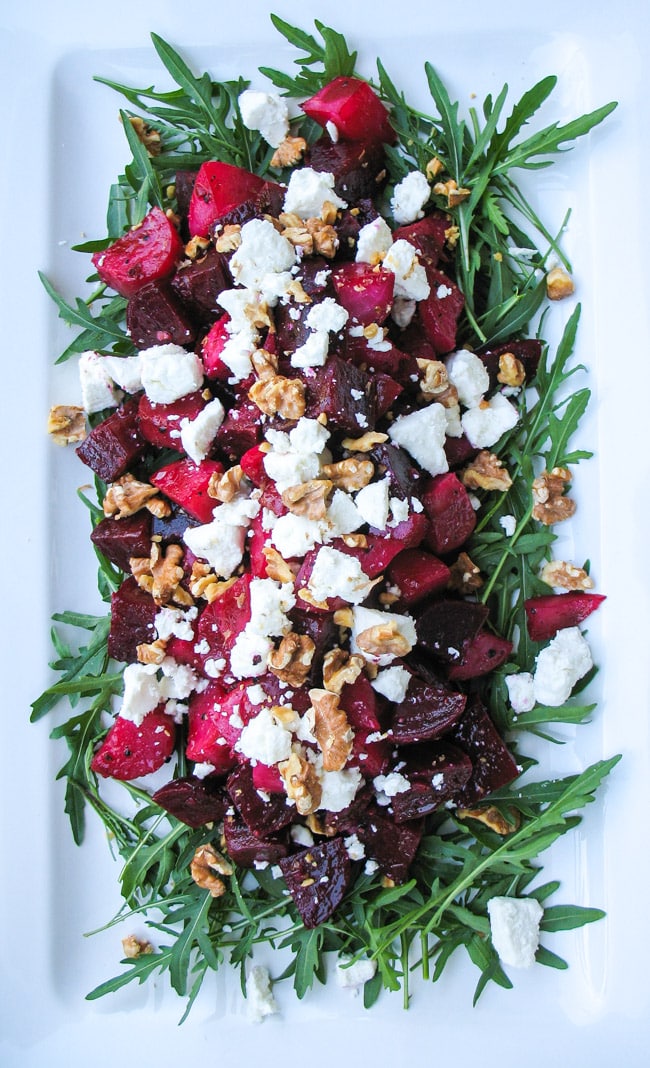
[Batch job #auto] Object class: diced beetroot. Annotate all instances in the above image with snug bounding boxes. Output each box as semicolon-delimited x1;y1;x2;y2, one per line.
90;511;152;572
195;573;252;663
357;512;429;577
444;433;478;470
107;576;157;663
286;609;338;681
417;268;464;354
391;675;466;744
76;397;146;482
188;161;283;237
247;513;271;578
150;458;223;524
353;806;422;883
392;213;449;268
227;763;295;838
345;330;420;387
524;591;606;642
152;776;228;828
240;444;268;486
200;314;234;380
341;675;390;778
138;391;206;450
369;442;423;500
174;169;197;225
422;472;477;555
185;681;240;772
91;707;176;781
126;279;196;349
307;136;387;200
447;629;514;680
416;600;489;663
389;743;473;822
451;695;519;804
306;356;376;435
331;261;394;325
252;762;285;794
223;813;289;867
151;506;199;546
274;302;312;358
92;207;183;298
216;398;264;458
387;548;450;605
478;338;544;390
170;251;231;323
279;837;351;928
301;76;395;146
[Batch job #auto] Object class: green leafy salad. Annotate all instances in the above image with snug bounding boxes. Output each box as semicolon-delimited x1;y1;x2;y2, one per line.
35;15;620;1020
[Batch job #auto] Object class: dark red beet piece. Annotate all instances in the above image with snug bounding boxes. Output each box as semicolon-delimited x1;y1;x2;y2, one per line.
387;548;450;605
279;837;352;928
223;813;289;867
447;630;513;680
478;338;543;390
76;397;146;482
331;261;394;325
188;161;283;237
90;511;152;572
305;356;376;435
302;76;395;145
126;279;196;349
341;675;391;778
92;207;183;298
108;577;157;663
152;776;228;828
422;472;477;555
391;675;466;744
369;442;423;500
170;251;231;323
354;806;423;883
195;574;252;663
185;681;241;773
357;512;430;577
524;591;606;642
216;398;264;458
416;600;489;663
307;136;387;200
393;213;450;268
227;763;295;838
418;268;464;354
138;391;206;450
451;695;519;805
150;458;223;524
390;743;473;822
91;708;176;781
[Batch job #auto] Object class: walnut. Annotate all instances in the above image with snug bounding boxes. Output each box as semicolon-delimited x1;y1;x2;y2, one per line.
457;805;520;835
103;473;171;520
270;135;307;168
297;588;330;611
355;621;412;658
425;156;444;179
215;224;242;253
319;200;339;226
285;279;312;304
189;561;237;603
447;551;483;593
417;359;450;397
306;218;338;258
461;450;513;492
184;235;211;260
263;546;297;585
332;607;354;629
309;689;353;772
322;648;364;695
136;638;168;665
340;431;388;452
433;178;470;207
305;812;337;837
190;844;233;898
121;935;154;958
268;633;315;686
321;457;374;491
282;225;314;255
341;533;368;548
128;116;161;156
540;560;594;591
130;543;191;607
497;352;526;388
278;751;322;815
444;225;460;249
47;404;86;445
249;375;306;420
546;266;575;301
251;348;279;381
532;467;576;525
281;479;333;520
208;465;246;503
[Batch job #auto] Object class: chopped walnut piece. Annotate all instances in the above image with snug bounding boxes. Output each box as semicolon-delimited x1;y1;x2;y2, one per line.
546;266;575;301
433;178;470;207
457;805;520;835
425;156;445;179
270;135;307;168
333;607;354;629
189;561;237;603
309;689;353;772
281;479;333;520
355;621;412;658
322;648;365;695
263;546;297;585
305;812;337;837
448;551;483;593
497;352;526;388
121;935;154;958
320;200;339;226
136;638;168;665
461;450;513;492
184;234;211;260
306;218;338;258
215;224;242;253
417;358;450;397
208;465;246;503
321;457;374;491
282;224;314;255
249;375;306;420
130;543;192;607
297;588;330;611
540;560;594;591
444;225;460;249
532;467;576;525
279;751;322;815
128;116;161;156
268;632;315;686
285;278;311;304
190;844;233;898
341;533;368;548
340;431;388;452
251;347;279;381
103;473;171;520
47;404;86;445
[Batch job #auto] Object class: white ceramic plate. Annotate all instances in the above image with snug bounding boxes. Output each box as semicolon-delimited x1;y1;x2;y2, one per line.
2;1;649;1064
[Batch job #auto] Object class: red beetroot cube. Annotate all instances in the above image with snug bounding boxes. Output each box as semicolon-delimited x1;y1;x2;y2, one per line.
447;630;513;681
91;707;176;781
126;279;196;350
353;805;423;883
524;591;606;642
195;573;252;664
76;397;146;482
200;314;234;381
170;250;231;324
307;136;387;200
415;599;489;663
216;399;264;458
451;695;519;805
391;675;467;744
341;675;390;778
422;472;477;555
306;356;376;435
92;207;183;298
332;261;394;325
108;577;157;663
227;763;295;838
357;512;429;577
185;681;241;773
188;161;283;237
252;762;285;794
223;813;289;867
279;837;352;927
387;548;450;605
302;76;395;145
389;742;473;822
418;268;464;355
138;391;206;450
152;776;228;828
150;458;223;524
90;511;152;573
392;213;449;268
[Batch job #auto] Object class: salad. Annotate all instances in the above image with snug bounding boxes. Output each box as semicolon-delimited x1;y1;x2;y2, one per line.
36;16;619;1018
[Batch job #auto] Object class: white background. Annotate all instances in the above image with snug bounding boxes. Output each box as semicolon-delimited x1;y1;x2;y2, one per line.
1;1;648;1064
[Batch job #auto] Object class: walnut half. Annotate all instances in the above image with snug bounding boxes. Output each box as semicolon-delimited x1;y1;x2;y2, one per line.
309;689;353;772
268;632;315;686
190;844;233;898
532;467;576;525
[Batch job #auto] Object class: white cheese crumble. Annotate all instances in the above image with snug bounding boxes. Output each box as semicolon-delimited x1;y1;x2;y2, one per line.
282;167;347;219
355;216;393;264
307;545;374;604
154;606;197;643
79;350;121;413
383;239;430;301
533;626;593;707
371;665;411;703
461;393;519;448
500;514;517;537
390;170;430;225
290;329;330;369
238;89;289;147
139;344;204;404
487;896;543;968
505;672;535;713
388;401;449;476
236;706;293;765
230;218;297;290
305;297;349;334
245;965;279;1022
354;477;390;530
183;496;260;577
118;663;161;727
335;955;377;993
102;353;143;394
179;397;225;464
373;771;410;797
445;349;490;408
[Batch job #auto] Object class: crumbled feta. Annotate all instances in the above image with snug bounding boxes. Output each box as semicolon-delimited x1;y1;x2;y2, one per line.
354;477;390;530
230;631;273;679
230;219;297;290
282;167;347;219
461;393;519;448
383;239;430;301
291;824;315;847
390;170;430;225
371;665;411;703
321;489;364;540
118;663;161;727
305;297;349;334
355;216;393;263
335;955;377;992
102;353;143;394
391;296;417;329
263;417;330;491
246;965;279;1023
79;350;121;413
445;349;490;408
248;578;296;638
237;706;293;764
183;496;260;577
179;397;225;464
373;771;410;797
317;764;363;812
154;606;197;643
139;344;204;404
505;672;535;713
388;401;449;476
271;513;323;558
533;627;593;706
487;896;543;968
238;89;289;147
192;762;216;780
308;545;374;604
343;833;366;861
290;329;330;369
500;514;517;537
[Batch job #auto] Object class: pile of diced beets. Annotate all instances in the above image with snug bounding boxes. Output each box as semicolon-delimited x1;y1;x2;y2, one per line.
78;75;604;927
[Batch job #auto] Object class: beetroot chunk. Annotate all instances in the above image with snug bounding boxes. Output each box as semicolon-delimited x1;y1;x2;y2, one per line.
91;708;176;781
76;397;146;482
332;261;394;325
152;776;228;828
524;591;606;642
417;268;464;354
387;548;450;606
108;577;157;663
390;743;473;822
92;207;183;298
138;390;206;450
306;356;376;435
223;813;289;867
170;251;231;323
279;837;351;928
447;630;514;681
391;675;466;744
188;161;283;237
150;458;223;524
451;696;519;804
422;472;477;555
126;279;196;349
307;136;387;200
302;76;394;145
90;511;152;572
354;806;423;883
228;763;295;838
416;599;489;663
